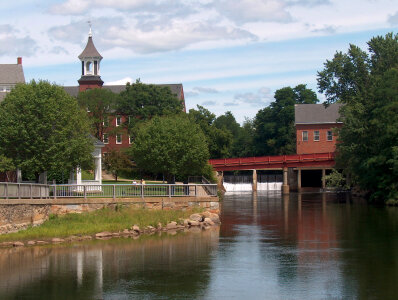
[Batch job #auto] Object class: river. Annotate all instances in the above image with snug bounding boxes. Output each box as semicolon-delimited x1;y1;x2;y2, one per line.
1;192;398;299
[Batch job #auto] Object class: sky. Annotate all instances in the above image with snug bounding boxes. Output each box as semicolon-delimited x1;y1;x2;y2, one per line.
1;0;397;123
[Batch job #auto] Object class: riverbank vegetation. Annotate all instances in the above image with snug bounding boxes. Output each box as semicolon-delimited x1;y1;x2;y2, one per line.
0;207;203;243
318;32;398;204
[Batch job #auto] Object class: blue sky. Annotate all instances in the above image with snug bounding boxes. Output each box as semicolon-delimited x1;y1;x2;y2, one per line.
1;0;397;123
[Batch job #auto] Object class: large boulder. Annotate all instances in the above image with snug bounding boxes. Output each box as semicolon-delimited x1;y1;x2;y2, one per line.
190;214;204;222
166;221;178;230
95;232;113;238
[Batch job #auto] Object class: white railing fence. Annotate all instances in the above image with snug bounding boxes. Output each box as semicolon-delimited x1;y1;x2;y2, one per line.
0;182;218;199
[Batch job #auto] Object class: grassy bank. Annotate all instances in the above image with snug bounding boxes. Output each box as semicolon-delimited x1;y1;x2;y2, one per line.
0;207;202;242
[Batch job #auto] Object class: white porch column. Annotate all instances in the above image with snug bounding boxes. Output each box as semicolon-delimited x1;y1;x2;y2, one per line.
94;156;102;185
16;169;22;183
76;167;82;185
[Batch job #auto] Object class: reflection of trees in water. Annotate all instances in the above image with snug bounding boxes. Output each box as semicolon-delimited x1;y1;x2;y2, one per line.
0;228;219;300
335;204;398;299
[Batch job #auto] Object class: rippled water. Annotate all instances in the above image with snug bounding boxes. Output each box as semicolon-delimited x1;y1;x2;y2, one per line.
1;192;398;299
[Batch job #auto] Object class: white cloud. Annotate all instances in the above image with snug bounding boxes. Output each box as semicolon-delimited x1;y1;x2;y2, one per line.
193;86;219;93
0;24;38;57
105;77;133;85
213;0;292;24
388;11;398;25
233;87;274;107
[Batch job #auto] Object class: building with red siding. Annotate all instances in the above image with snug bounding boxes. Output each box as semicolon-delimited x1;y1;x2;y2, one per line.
64;31;186;154
295;103;342;155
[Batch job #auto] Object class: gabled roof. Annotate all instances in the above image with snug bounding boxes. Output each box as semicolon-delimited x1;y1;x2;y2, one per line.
295;103;342;124
0;64;25;84
63;83;184;100
78;36;102;59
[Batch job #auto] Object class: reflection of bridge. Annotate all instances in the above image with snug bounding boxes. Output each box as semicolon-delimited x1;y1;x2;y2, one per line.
209;153;336;193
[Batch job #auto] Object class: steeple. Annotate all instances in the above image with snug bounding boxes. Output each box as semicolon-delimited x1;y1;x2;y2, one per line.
78;24;103;92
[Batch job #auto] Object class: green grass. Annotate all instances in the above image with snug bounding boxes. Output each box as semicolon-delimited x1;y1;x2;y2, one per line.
102;180;165;185
0;207;203;242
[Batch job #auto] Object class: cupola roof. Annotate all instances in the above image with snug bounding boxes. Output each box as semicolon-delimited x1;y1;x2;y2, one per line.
78;35;102;59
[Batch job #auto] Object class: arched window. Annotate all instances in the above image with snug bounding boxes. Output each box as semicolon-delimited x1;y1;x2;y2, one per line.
86;61;92;74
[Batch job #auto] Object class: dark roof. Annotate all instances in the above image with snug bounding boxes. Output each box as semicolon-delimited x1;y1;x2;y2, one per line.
78;36;102;59
295;103;342;124
63;83;184;100
0;64;25;84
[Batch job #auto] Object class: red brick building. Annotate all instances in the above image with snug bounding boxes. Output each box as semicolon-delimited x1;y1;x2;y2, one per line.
294;103;342;154
64;31;186;154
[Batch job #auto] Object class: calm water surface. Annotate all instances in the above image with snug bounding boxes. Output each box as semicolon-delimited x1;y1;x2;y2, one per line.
1;192;398;299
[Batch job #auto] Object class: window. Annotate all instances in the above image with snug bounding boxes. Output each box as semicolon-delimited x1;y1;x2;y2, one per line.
302;131;308;141
327;130;333;141
116;115;121;126
129;136;134;144
314;130;320;141
103;117;109;127
116;134;122;144
103;134;109;144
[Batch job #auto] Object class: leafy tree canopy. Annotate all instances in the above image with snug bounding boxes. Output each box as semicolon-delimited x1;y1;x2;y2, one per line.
77;88;117;140
117;79;183;133
0;80;94;182
253;84;318;155
130;115;209;182
103;149;134;181
188;105;233;158
318;32;398;203
317;32;398;104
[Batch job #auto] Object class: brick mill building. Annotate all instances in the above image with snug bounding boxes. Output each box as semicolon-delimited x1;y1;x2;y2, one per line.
63;30;186;154
294;103;342;155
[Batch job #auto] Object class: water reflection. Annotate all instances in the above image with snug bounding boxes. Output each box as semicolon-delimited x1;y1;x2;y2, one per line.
1;192;398;299
0;228;219;300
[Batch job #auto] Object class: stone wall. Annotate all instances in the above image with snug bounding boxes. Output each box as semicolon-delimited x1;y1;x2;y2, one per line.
0;197;220;235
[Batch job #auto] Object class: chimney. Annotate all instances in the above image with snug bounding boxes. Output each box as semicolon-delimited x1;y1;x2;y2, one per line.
17;57;22;65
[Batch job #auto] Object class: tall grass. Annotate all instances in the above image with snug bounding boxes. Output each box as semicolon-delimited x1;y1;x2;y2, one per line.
0;207;202;242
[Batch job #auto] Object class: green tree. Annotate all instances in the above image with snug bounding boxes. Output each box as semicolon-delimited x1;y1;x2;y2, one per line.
117;80;183;134
130;115;209;183
253;84;318;155
188;105;233;158
0;80;94;182
77;88;117;140
317;33;398;203
0;155;15;182
103;149;134;181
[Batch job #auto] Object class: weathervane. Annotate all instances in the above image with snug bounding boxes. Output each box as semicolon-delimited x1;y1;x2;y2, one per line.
88;20;92;37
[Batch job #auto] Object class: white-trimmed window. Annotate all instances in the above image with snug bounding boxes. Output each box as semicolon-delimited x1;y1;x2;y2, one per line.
116;134;122;144
116;115;122;126
103;134;109;144
103;117;109;127
129;136;134;144
302;131;308;141
314;130;320;141
327;130;333;141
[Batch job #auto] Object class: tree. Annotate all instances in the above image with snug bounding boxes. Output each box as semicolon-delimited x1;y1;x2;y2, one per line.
103;149;134;181
117;80;183;134
0;155;15;182
188;105;233;158
77;88;117;140
0;80;94;182
317;33;398;203
130;115;209;183
253;84;318;155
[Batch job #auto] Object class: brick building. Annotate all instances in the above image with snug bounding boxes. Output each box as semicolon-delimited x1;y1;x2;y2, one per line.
64;31;186;154
295;103;342;155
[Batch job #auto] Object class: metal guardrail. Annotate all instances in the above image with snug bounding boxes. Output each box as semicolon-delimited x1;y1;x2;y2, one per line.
0;182;50;199
0;182;218;199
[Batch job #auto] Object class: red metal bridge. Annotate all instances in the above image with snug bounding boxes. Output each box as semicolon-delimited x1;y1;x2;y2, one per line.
209;152;335;171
